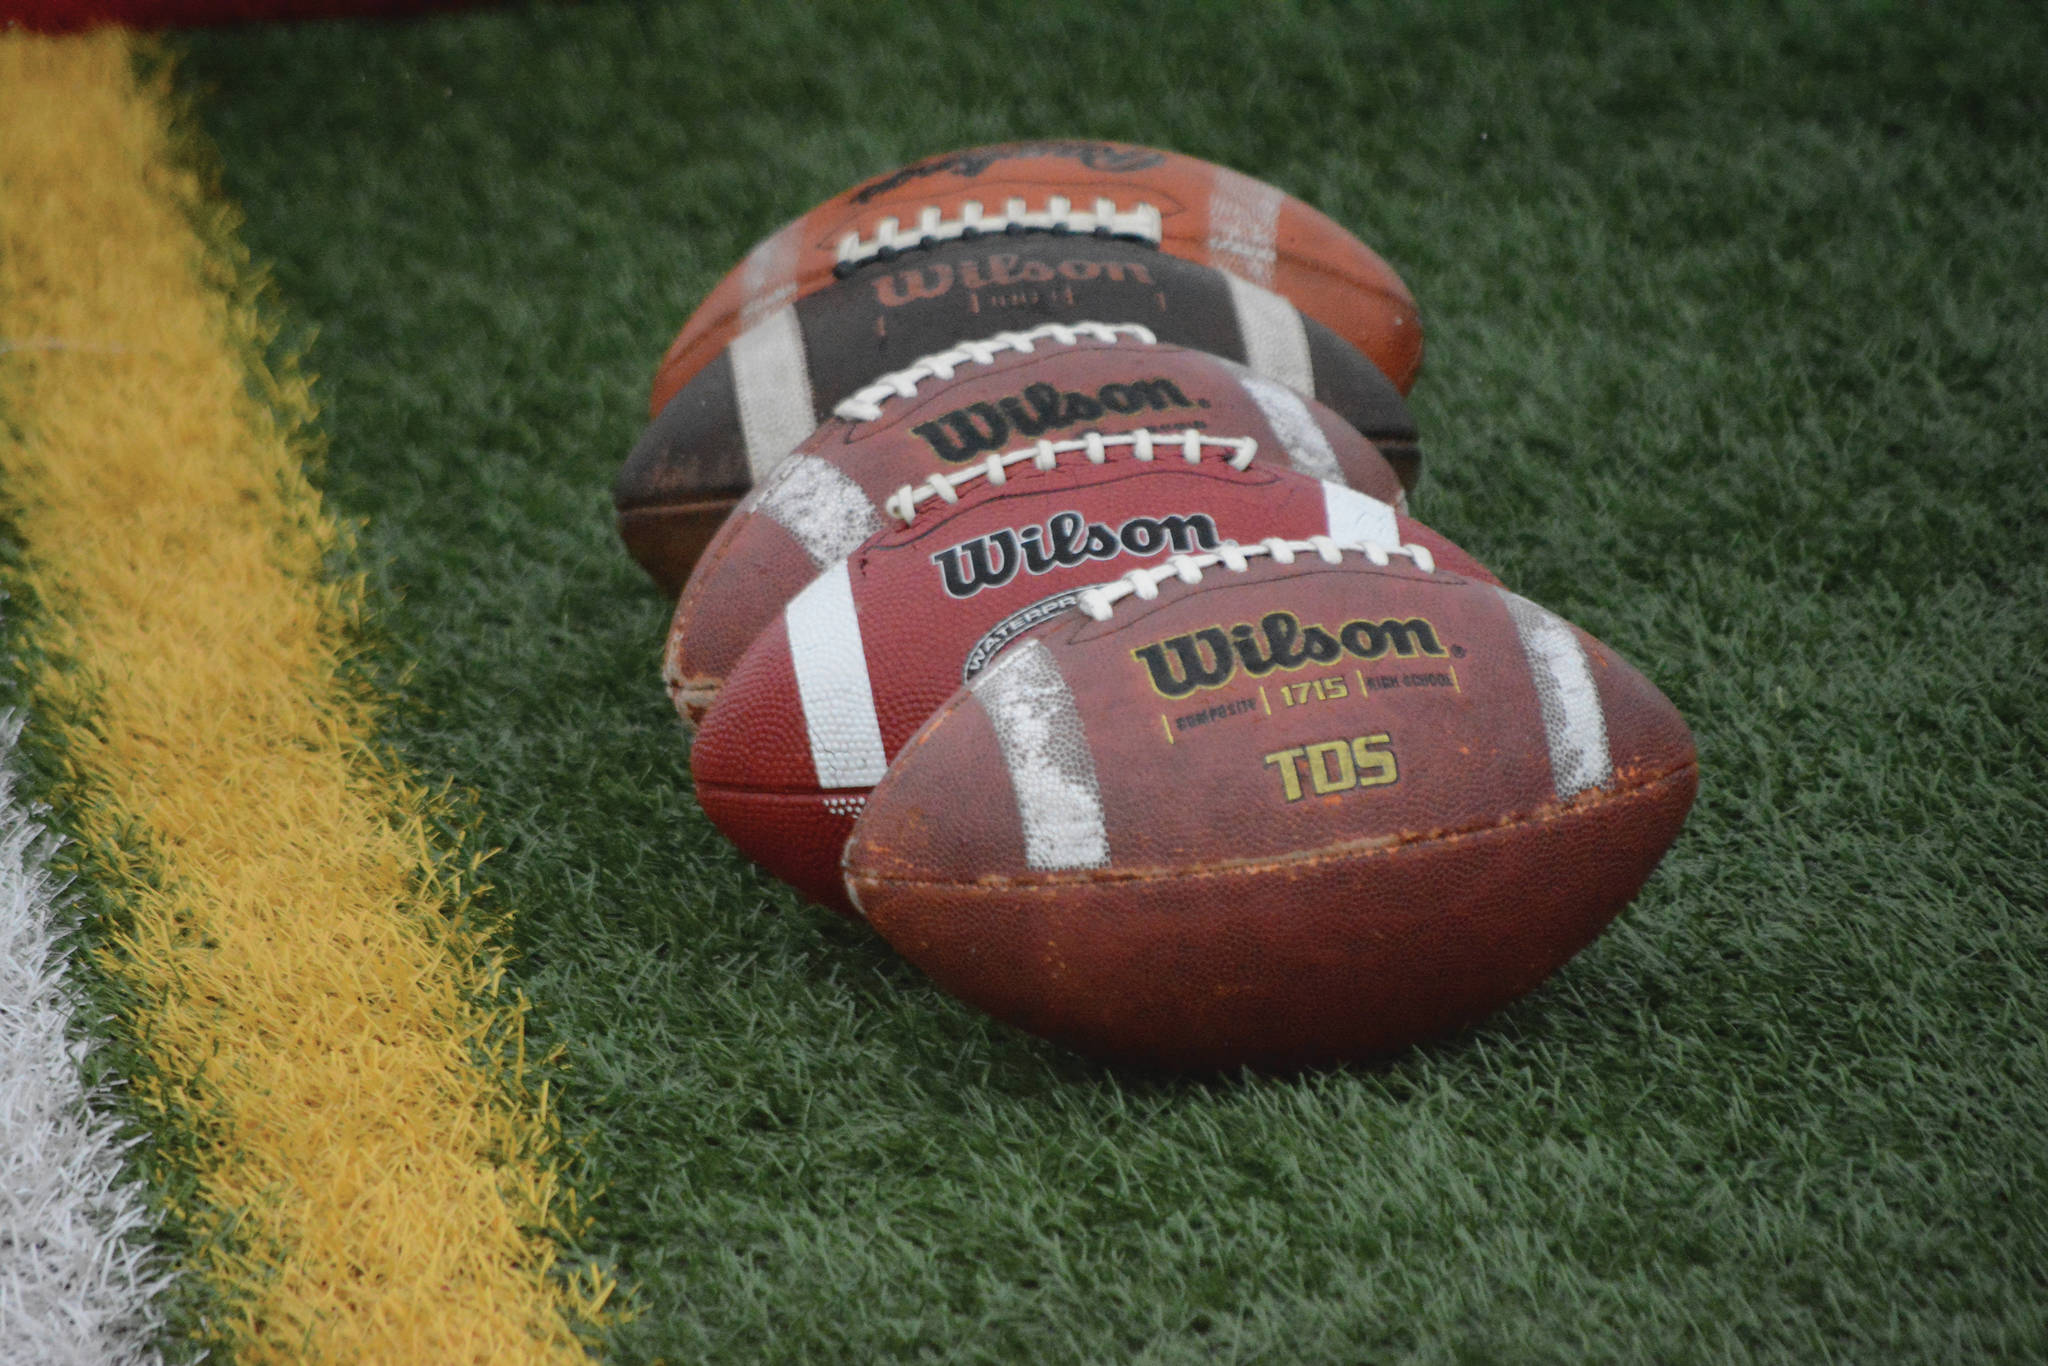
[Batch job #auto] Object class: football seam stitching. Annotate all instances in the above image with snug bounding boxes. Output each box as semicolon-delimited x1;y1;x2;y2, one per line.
833;197;1166;272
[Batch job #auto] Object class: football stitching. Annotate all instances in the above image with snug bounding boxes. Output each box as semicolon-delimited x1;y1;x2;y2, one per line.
832;196;1164;275
1074;536;1436;620
884;428;1259;525
832;321;1158;424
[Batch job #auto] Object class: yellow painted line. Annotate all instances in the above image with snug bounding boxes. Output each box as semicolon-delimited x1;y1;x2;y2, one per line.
0;33;607;1364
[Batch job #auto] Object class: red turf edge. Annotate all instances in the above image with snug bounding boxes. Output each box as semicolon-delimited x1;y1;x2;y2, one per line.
1;0;486;31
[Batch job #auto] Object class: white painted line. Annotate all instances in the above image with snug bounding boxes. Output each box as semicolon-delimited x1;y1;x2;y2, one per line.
754;455;885;568
786;562;890;789
1225;272;1314;395
1497;590;1615;798
973;640;1110;870
1206;165;1282;286
730;303;818;484
1235;366;1342;483
0;710;170;1366
1320;481;1401;550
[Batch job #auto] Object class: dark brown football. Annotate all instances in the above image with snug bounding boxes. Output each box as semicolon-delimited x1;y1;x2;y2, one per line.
616;236;1420;593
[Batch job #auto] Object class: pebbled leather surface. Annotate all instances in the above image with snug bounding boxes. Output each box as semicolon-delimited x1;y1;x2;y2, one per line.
664;335;1408;707
652;140;1424;415
691;464;1497;915
844;554;1697;1068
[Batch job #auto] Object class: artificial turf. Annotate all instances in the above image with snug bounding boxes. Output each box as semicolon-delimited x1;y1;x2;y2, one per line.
165;2;2048;1360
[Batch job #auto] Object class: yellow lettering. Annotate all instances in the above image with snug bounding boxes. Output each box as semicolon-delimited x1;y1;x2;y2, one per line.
1306;741;1355;795
1262;747;1306;802
1351;733;1397;787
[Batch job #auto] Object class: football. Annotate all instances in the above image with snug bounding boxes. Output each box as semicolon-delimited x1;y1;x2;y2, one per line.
649;140;1424;419
615;235;1421;592
689;446;1495;913
662;322;1410;716
842;538;1698;1070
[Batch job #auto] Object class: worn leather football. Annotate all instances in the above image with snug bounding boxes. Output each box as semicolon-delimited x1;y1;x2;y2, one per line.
663;322;1409;718
842;537;1698;1070
650;140;1423;421
615;235;1420;593
690;449;1494;914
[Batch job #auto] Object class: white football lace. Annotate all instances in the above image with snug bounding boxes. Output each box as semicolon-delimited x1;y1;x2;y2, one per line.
884;429;1258;525
1074;536;1438;621
832;321;1157;423
834;197;1164;272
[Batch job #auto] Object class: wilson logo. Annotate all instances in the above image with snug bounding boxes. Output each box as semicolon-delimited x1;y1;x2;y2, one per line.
913;377;1197;462
932;509;1220;599
872;252;1155;308
1134;612;1447;699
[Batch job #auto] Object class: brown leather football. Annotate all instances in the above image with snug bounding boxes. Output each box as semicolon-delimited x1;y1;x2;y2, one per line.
841;538;1698;1070
689;458;1494;915
650;140;1423;419
615;235;1421;594
663;323;1409;720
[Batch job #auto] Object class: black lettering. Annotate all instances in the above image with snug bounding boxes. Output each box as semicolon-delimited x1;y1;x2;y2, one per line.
1340;619;1389;660
1127;377;1191;411
1120;517;1164;555
931;530;1021;597
1058;390;1104;423
1154;513;1219;553
1231;623;1281;675
1259;612;1309;671
1301;622;1343;664
1098;382;1142;414
1020;524;1055;576
1338;617;1445;661
1044;510;1089;566
997;382;1065;437
912;404;1008;463
932;508;1223;598
1377;618;1444;658
1138;614;1450;692
1135;628;1236;698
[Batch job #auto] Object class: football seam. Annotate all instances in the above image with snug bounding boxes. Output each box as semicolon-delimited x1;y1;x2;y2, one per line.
832;200;1168;274
845;758;1698;892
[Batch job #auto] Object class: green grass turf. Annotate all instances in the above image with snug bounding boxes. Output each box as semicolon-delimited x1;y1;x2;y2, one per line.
167;2;2048;1359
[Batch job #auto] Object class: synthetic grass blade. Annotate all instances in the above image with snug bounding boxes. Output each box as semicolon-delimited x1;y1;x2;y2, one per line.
0;31;609;1363
0;709;169;1366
